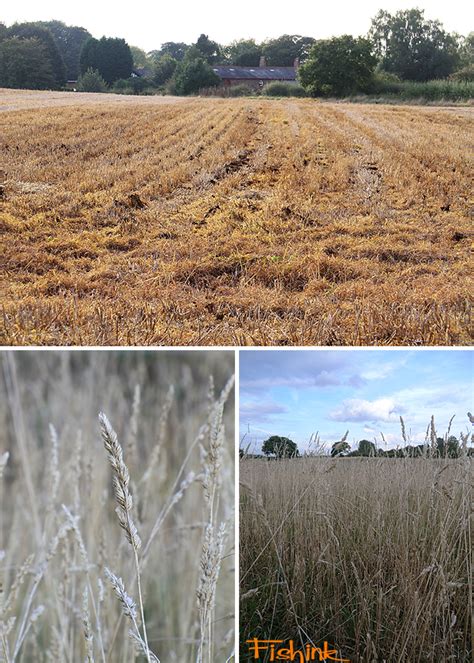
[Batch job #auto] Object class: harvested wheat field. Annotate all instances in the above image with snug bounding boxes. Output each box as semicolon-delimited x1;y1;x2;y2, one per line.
0;350;235;662
0;89;190;113
240;455;473;662
0;92;473;345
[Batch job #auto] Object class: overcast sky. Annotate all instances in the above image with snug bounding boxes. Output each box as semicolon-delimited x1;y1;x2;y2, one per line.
2;1;472;51
239;350;473;454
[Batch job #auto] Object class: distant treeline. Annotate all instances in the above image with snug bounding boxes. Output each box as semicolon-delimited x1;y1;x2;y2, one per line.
0;10;472;99
240;432;474;459
331;436;474;458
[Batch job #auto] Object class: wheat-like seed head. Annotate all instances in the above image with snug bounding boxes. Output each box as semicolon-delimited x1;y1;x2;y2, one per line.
430;415;437;453
104;568;137;622
1;555;34;618
196;522;226;629
128;630;161;662
82;588;95;663
48;425;60;506
99;413;141;551
400;416;407;445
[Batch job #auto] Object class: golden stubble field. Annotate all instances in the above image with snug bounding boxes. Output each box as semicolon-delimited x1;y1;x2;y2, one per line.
0;91;472;345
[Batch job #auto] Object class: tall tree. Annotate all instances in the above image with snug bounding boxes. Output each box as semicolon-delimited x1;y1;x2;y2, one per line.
0;37;56;89
80;36;133;84
262;35;315;65
153;54;177;85
331;439;351;457
130;45;149;68
452;32;474;81
357;439;377;457
435;435;461;458
173;57;219;94
195;33;222;64
369;9;460;81
150;41;189;62
224;39;262;66
37;21;91;80
459;32;474;67
299;35;376;96
8;22;66;86
262;436;299;458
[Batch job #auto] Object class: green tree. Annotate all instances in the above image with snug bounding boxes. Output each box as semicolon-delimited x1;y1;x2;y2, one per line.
262;35;315;65
37;21;91;80
369;9;460;81
262;436;299;458
357;439;377;457
153;54;177;85
150;41;189;62
8;22;66;87
446;436;460;458
451;33;474;81
331;440;351;457
194;33;222;64
173;57;219;94
130;45;149;68
0;37;55;89
77;68;108;92
0;23;8;42
224;39;262;66
459;32;474;67
299;35;376;96
435;436;461;458
80;36;133;84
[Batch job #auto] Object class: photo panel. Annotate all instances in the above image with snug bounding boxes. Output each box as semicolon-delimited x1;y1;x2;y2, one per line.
239;348;473;662
0;349;236;662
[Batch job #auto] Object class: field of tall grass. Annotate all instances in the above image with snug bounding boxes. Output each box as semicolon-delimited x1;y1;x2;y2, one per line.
240;450;473;661
1;93;472;346
0;350;235;662
369;78;474;103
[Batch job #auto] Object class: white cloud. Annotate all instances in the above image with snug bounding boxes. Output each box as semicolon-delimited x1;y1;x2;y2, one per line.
361;356;409;381
363;425;377;434
240;372;341;391
329;397;403;423
240;400;288;423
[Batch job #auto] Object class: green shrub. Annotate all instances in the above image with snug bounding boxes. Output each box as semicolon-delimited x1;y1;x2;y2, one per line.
393;79;473;101
450;65;474;82
288;84;307;97
111;76;157;95
76;68;108;92
263;82;308;97
112;78;131;90
111;86;133;95
263;82;291;96
369;70;402;94
228;84;254;97
363;72;474;102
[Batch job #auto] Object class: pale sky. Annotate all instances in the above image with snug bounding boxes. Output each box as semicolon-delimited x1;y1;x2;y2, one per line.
240;350;473;454
2;0;473;52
